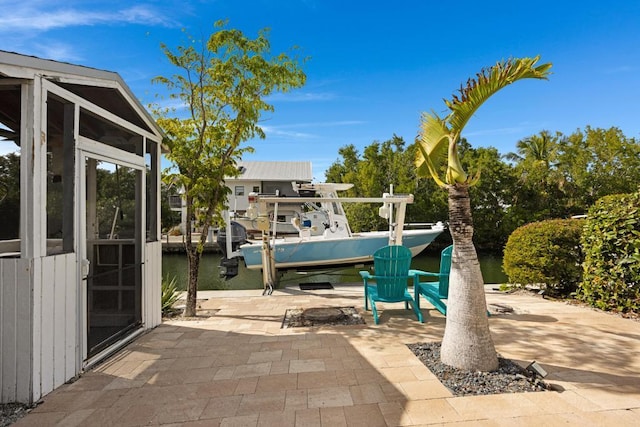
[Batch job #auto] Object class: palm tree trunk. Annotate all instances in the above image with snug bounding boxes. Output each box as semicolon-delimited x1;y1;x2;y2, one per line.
440;183;498;371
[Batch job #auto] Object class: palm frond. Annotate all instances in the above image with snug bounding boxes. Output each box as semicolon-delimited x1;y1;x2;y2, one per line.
415;56;552;187
445;56;552;134
416;112;450;185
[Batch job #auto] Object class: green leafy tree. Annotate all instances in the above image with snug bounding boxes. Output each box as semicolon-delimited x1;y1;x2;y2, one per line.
0;152;20;239
325;136;437;232
579;192;640;313
461;144;518;251
325;144;362;197
415;56;552;371
410;169;449;233
557;126;640;213
152;22;306;316
95;166;137;238
505;130;565;221
505;127;640;224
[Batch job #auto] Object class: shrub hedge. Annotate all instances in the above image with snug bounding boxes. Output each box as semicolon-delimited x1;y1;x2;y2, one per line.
502;219;584;296
578;192;640;313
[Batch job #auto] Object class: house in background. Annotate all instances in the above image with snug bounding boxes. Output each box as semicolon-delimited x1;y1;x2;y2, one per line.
168;161;313;235
228;161;313;213
0;51;164;404
227;161;314;236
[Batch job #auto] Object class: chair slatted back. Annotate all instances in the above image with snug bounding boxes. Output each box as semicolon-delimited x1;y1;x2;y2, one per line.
438;245;453;298
373;245;412;300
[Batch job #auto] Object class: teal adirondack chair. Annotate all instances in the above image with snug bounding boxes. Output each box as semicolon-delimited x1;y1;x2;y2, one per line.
360;245;423;324
410;245;453;316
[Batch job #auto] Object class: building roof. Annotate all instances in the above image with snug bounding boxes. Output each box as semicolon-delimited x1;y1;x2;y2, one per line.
236;161;312;181
0;50;164;143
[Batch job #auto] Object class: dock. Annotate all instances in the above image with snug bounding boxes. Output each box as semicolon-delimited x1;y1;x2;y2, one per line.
161;233;221;253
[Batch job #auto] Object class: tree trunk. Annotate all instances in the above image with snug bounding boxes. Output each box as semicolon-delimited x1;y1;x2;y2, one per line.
183;196;198;317
184;247;200;317
184;201;213;317
440;183;498;371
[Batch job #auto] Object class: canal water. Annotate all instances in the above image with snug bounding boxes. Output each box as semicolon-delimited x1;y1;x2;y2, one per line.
162;251;507;291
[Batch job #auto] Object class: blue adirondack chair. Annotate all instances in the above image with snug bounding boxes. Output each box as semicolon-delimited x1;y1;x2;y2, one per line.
360;245;423;324
410;245;453;316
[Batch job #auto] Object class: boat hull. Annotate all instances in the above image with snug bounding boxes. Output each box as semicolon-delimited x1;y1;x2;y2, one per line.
240;228;444;270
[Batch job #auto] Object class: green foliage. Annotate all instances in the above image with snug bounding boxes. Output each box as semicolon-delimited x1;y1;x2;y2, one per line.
578;192;640;313
343;203;386;233
461;143;518;251
161;275;181;314
505;127;640;223
557;127;640;212
95;166;137;238
154;22;306;232
324;124;640;252
503;219;584;296
325;136;448;232
505;131;567;221
0;152;20;239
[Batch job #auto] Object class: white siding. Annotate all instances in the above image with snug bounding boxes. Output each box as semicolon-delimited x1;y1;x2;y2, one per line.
230;180;261;211
32;254;78;402
0;258;33;403
144;241;162;328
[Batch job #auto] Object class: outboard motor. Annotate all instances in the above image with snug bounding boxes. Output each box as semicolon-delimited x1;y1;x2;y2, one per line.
217;221;248;280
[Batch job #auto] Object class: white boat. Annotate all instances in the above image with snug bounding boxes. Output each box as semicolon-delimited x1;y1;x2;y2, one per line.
235;182;445;272
230;199;327;237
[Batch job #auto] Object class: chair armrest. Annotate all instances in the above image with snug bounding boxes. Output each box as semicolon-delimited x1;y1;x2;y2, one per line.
362;273;412;281
409;269;441;278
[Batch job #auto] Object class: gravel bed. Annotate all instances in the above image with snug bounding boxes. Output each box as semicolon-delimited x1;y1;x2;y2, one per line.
1;403;31;426
408;342;549;396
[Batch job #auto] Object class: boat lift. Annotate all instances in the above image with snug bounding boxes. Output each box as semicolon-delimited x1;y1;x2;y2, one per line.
225;187;417;294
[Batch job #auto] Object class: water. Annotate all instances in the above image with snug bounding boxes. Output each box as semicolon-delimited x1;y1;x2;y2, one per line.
162;251;507;291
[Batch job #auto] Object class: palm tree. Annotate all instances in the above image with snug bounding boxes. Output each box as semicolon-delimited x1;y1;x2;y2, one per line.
506;131;565;219
505;130;558;167
415;56;552;371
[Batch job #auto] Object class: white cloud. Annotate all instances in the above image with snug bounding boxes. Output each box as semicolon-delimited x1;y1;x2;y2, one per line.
30;41;83;62
151;98;189;112
1;3;176;33
464;126;527;137
277;120;366;129
267;91;337;102
261;125;315;139
259;120;366;140
603;65;634;74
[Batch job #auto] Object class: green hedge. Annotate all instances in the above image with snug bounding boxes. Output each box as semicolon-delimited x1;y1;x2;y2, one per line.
503;219;584;296
578;192;640;313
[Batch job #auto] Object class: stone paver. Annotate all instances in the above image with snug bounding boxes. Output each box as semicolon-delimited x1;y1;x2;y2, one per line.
13;284;640;426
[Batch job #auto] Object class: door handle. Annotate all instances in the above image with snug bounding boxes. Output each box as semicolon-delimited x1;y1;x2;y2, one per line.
81;259;90;278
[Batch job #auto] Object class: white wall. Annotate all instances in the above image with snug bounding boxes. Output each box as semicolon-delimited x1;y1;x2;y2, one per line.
0;253;78;404
144;241;162;328
0;258;33;403
32;254;79;401
228;180;261;212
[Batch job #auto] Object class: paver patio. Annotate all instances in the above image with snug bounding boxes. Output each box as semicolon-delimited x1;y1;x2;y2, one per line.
15;285;640;426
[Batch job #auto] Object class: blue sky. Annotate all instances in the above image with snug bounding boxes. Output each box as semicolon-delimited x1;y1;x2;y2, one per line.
3;0;640;180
